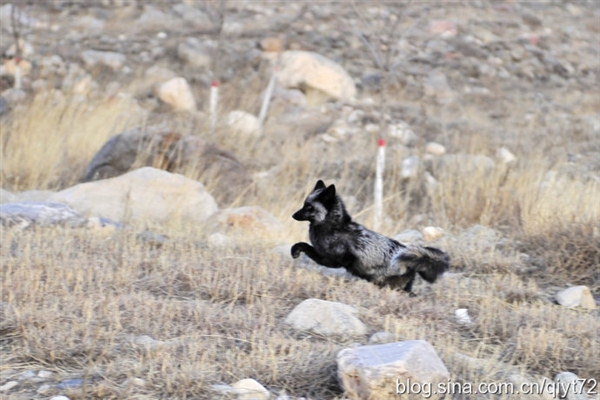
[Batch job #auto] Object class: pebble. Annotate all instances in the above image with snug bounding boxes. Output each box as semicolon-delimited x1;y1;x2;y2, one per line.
0;381;18;392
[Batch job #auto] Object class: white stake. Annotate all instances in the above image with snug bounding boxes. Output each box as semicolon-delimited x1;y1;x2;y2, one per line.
210;81;219;132
373;139;386;231
258;66;277;128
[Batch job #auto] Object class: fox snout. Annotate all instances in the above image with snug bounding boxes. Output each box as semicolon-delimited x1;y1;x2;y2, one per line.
292;208;309;221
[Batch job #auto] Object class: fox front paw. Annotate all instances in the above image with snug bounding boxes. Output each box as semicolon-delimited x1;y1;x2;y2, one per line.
291;243;304;259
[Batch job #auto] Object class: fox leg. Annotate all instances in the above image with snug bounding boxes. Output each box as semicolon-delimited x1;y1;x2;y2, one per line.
383;271;417;296
291;242;343;268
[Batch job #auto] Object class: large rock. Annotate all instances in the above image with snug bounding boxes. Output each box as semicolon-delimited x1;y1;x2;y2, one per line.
157;77;196;111
555;286;596;310
231;379;270;400
554;372;588;400
284;298;367;337
275;51;356;102
49;167;218;226
0;188;16;204
337;340;450;400
81;128;251;204
0;202;86;228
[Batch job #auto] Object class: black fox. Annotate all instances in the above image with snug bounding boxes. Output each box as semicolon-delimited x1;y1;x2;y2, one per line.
291;180;449;294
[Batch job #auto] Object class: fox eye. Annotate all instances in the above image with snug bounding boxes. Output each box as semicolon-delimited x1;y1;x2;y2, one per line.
305;204;313;210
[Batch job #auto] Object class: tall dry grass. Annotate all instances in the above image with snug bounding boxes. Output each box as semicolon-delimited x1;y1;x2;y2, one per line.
1;72;599;399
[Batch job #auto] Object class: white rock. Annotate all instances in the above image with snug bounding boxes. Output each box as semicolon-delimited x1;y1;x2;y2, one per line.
388;121;416;145
276;50;356;101
425;142;447;156
337;340;450;400
401;155;420;179
284;298;367;337
0;188;16;204
231;378;270;400
455;308;472;325
157;77;197;111
226;110;262;136
0;381;18;392
496;147;517;164
48;167;218;226
554;372;588;400
422;226;444;242
37;370;53;379
81;50;126;70
555;286;596;310
0;202;86;228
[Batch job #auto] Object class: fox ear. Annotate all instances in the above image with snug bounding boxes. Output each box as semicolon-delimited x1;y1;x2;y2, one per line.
320;184;337;206
314;180;326;191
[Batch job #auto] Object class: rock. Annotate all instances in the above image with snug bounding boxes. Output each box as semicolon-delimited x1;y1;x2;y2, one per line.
206;206;284;241
157;77;196;111
425;142;446;156
82;128;250;204
337;340;450;400
555;286;596;310
496;147;517;164
0;202;86;228
50;396;71;400
80;50;126;70
231;379;270;400
422;226;444;242
454;308;472;325
226;110;262;136
49;167;218;226
37;370;53;379
0;188;16;204
13;190;55;202
554;372;588;400
0;381;18;392
284;298;367;337
275;51;356;101
401;155;421;179
177;38;212;68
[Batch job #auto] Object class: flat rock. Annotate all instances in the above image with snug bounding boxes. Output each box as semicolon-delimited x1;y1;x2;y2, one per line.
49;167;218;226
337;340;450;400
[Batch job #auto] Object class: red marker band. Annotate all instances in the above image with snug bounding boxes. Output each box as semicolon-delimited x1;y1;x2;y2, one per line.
378;139;386;147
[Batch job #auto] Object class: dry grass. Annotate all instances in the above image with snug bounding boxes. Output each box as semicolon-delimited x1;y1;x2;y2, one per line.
1;75;599;399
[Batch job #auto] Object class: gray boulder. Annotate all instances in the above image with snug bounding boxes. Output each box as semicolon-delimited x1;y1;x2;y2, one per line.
82;128;251;204
284;298;367;337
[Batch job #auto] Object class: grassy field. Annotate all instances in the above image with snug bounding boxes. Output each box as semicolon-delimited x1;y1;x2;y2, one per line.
1;73;600;399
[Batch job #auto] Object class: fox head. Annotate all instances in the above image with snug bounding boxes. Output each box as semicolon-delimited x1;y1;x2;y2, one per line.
292;180;346;224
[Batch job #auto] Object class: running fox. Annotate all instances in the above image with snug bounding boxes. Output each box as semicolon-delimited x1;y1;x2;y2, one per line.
291;180;449;294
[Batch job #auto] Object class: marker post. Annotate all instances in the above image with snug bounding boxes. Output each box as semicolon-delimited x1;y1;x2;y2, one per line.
258;66;277;128
373;139;386;231
210;81;219;132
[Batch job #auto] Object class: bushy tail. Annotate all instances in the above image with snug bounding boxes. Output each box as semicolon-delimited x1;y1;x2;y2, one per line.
393;245;450;283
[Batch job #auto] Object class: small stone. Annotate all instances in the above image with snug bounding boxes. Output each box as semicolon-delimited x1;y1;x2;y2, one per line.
496;147;517;164
422;226;444;242
231;379;270;400
81;50;126;70
37;383;55;395
226;110;262;136
455;308;472;325
17;370;36;380
0;381;18;392
555;286;596;310
425;142;446;156
56;378;83;390
260;36;283;52
157;77;197;111
401;156;420;179
388;121;416;145
37;370;53;379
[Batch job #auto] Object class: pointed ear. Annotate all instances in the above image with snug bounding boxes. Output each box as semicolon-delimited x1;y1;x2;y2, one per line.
319;184;337;207
314;180;326;191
